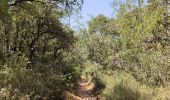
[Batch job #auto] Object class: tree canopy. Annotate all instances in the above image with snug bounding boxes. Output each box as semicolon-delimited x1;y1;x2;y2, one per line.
0;0;170;99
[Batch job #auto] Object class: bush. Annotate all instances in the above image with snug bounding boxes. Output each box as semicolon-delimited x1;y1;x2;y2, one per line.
0;53;77;99
0;54;42;99
112;82;140;100
92;71;154;100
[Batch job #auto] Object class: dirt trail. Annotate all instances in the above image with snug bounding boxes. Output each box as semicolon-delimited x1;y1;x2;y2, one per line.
65;77;101;100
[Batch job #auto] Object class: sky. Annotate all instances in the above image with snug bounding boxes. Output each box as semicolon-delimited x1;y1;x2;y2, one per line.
69;0;114;29
67;0;149;30
81;0;114;24
80;0;148;24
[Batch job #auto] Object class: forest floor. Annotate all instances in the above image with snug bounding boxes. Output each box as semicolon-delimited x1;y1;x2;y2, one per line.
65;77;102;100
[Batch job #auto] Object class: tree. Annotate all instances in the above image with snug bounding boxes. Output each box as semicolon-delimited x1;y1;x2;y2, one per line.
88;14;110;34
0;0;83;99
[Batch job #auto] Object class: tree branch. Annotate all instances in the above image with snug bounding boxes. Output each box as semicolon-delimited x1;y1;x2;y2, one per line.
9;0;51;6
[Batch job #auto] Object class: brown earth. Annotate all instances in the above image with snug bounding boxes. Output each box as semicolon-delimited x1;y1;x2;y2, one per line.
65;77;103;100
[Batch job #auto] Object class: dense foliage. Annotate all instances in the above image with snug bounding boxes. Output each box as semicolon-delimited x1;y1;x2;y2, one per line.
0;0;83;99
72;0;170;99
0;0;170;100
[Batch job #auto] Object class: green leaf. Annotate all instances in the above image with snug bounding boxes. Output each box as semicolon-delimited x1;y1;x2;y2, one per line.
0;0;9;16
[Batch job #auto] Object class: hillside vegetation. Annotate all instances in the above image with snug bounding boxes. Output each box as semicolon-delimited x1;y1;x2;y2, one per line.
0;0;170;100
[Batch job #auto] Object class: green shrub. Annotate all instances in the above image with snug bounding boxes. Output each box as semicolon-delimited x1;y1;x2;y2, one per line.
0;53;77;99
111;82;140;100
92;71;154;100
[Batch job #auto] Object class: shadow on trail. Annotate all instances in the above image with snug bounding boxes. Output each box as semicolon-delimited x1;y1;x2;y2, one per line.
65;77;103;100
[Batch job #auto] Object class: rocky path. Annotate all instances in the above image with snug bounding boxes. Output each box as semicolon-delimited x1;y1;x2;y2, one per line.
65;77;101;100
